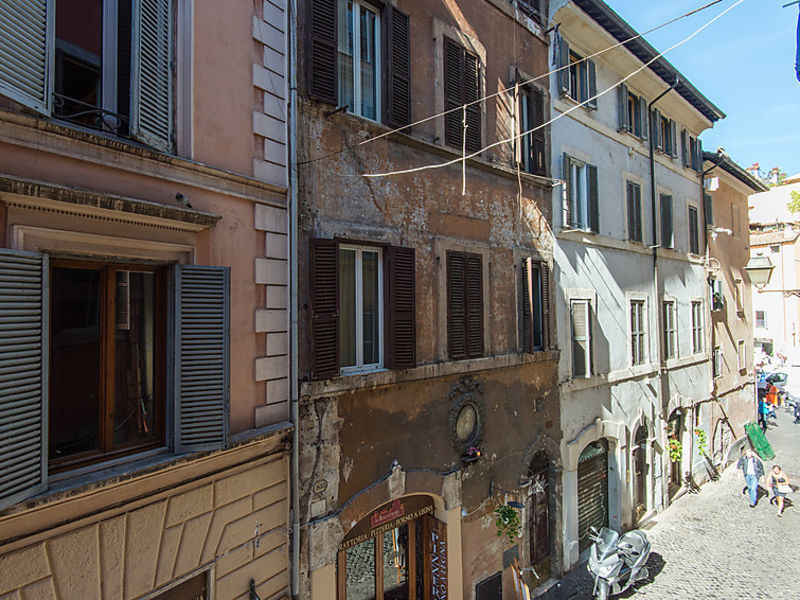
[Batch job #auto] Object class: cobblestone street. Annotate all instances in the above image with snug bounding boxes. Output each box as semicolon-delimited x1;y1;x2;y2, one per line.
538;406;800;599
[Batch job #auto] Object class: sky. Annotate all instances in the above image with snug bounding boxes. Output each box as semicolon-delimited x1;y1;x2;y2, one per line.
604;0;800;178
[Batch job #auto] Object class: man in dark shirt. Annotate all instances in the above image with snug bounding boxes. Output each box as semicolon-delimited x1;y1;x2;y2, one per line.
737;448;765;507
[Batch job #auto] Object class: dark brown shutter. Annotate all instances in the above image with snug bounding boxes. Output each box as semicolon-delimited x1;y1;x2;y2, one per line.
531;87;546;176
681;130;689;167
311;239;339;379
384;7;411;129
588;164;599;233
465;254;483;358
586;60;597;108
387;246;416;369
307;0;338;104
541;262;551;349
558;37;570;95
464;51;481;153
443;37;463;149
618;83;629;132
447;251;466;359
521;258;533;353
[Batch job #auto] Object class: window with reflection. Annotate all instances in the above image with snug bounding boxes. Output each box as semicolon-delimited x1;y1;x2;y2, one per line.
339;245;383;372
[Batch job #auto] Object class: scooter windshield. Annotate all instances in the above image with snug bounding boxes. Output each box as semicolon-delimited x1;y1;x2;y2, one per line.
595;528;619;559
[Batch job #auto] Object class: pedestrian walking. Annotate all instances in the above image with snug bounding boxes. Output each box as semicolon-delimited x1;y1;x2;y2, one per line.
766;465;792;516
758;396;771;433
737;448;765;507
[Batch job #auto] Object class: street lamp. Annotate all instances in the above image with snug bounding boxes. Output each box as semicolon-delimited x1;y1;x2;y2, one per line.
745;255;775;289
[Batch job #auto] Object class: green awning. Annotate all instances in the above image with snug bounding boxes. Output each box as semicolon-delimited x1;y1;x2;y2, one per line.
745;422;776;461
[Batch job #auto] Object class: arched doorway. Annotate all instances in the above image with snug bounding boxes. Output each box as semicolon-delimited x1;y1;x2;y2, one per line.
667;409;683;498
527;451;552;587
632;424;648;522
577;439;609;551
337;495;447;599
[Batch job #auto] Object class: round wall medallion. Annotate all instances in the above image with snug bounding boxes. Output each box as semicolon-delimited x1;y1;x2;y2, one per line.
448;376;485;450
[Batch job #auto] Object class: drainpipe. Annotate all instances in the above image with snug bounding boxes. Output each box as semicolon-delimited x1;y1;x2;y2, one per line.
648;76;678;499
287;0;300;596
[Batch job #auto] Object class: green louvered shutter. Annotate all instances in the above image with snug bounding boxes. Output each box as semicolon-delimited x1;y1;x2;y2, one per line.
0;0;53;115
131;0;173;152
0;249;48;510
174;265;230;453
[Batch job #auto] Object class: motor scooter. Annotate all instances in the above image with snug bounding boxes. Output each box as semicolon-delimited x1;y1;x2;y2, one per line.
586;526;651;600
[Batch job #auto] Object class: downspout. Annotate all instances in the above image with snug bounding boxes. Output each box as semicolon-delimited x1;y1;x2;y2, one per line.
288;0;300;596
648;76;677;499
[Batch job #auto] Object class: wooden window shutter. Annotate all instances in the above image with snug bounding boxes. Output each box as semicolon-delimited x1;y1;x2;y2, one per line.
131;0;173;152
311;239;339;379
617;83;629;132
541;262;551;349
704;192;714;228
465;254;484;358
307;0;338;104
653;109;662;150
695;138;703;173
639;97;648;141
0;249;48;511
446;251;467;359
174;265;230;453
0;0;53;115
558;38;570;95
531;87;546;175
571;300;589;377
443;37;464;149
661;194;673;248
386;246;416;369
587;164;599;233
669;120;678;158
627;182;636;240
384;7;411;129
521;258;533;353
586;60;597;108
463;51;481;153
681;130;689;167
562;153;572;227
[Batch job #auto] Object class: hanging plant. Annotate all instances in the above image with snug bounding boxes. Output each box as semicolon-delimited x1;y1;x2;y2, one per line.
694;428;709;458
668;438;682;462
494;504;521;543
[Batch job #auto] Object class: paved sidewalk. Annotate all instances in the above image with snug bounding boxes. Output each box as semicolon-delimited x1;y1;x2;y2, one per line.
538;408;800;599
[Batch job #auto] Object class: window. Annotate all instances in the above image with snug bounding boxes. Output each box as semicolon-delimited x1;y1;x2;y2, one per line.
0;248;230;510
519;86;547;176
660;194;673;248
663;300;676;360
734;279;743;312
557;39;597;108
630;299;646;366
339;245;383;372
627;181;643;243
308;0;411;128
338;0;380;120
521;258;550;352
571;299;591;377
688;205;700;254
653;111;677;158
310;240;415;379
447;251;483;359
516;0;545;24
50;262;166;468
755;310;767;329
770;244;781;254
710;277;724;312
687;136;702;172
0;0;173;150
737;340;746;371
691;301;703;354
712;347;722;378
563;155;599;232
443;37;481;153
618;84;647;139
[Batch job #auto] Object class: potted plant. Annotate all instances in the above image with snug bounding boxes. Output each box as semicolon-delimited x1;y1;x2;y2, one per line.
668;438;682;463
494;503;522;542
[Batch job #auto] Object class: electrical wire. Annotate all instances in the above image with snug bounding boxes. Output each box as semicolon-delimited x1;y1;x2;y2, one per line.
298;0;725;167
363;0;744;180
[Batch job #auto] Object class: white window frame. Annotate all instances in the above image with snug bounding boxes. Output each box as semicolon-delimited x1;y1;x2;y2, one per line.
338;0;382;122
755;310;767;329
570;298;592;378
691;300;704;354
712;346;722;378
629;297;647;366
339;244;384;374
663;298;676;360
569;160;590;230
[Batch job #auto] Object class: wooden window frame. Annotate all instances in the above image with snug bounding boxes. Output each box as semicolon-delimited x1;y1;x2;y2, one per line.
691;300;703;354
446;250;484;360
627;181;643;243
630;299;646;366
49;259;167;473
663;299;676;360
443;36;481;153
338;0;382;121
688;205;700;254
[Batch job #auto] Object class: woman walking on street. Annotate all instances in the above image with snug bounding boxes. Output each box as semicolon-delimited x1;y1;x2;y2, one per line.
766;465;792;516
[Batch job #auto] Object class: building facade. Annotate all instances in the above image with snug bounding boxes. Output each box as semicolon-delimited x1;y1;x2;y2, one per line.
548;0;724;570
297;0;562;597
704;152;766;470
0;2;291;598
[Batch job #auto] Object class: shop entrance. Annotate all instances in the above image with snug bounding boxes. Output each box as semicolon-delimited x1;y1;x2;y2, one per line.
633;425;648;522
577;439;609;552
527;451;552;587
337;496;448;600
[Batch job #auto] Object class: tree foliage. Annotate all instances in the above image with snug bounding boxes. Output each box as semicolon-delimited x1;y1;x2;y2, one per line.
788;190;800;214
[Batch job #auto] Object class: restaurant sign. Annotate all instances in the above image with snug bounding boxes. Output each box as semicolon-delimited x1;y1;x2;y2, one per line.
339;495;434;550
